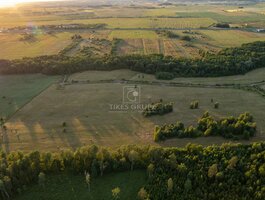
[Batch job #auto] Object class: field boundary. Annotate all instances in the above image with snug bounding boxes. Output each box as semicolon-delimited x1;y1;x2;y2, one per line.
6;77;60;121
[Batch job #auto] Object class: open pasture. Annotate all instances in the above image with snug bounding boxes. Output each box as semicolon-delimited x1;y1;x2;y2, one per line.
5;76;265;152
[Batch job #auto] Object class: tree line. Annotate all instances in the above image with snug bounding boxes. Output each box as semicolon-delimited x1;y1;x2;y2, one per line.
0;143;265;199
0;41;264;78
154;112;256;141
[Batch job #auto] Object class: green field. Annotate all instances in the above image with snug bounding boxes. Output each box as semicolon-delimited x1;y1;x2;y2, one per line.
0;32;73;59
15;170;146;200
0;74;58;118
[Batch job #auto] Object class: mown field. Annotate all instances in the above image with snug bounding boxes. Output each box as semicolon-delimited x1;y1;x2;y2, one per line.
3;69;265;152
0;74;58;118
15;170;146;200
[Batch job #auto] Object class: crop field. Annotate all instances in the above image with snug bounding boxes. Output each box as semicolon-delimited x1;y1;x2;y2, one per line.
0;74;58;118
116;39;145;55
15;170;146;200
109;30;158;39
0;32;73;59
3;69;265;152
142;39;160;54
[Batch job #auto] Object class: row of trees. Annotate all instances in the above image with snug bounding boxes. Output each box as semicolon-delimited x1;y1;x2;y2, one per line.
142;102;173;117
0;143;265;199
153;112;256;141
0;41;264;78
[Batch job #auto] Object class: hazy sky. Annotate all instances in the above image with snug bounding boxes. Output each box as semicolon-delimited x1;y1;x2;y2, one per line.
0;0;57;7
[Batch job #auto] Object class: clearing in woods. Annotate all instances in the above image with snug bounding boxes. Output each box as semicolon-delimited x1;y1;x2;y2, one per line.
14;170;146;200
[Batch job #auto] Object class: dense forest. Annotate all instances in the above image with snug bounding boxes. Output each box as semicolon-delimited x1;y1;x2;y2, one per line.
0;143;265;199
0;41;264;79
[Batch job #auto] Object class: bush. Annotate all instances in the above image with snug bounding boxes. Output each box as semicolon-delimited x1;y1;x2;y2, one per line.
215;23;230;28
181;35;192;41
190;101;199;109
143;102;173;117
155;72;175;80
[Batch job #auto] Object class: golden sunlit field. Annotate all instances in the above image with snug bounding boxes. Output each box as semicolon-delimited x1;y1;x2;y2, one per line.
0;2;264;59
0;32;72;59
0;2;265;200
0;2;264;152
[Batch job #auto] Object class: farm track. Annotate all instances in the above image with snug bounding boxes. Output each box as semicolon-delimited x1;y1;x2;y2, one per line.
5;27;256;34
67;78;265;99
